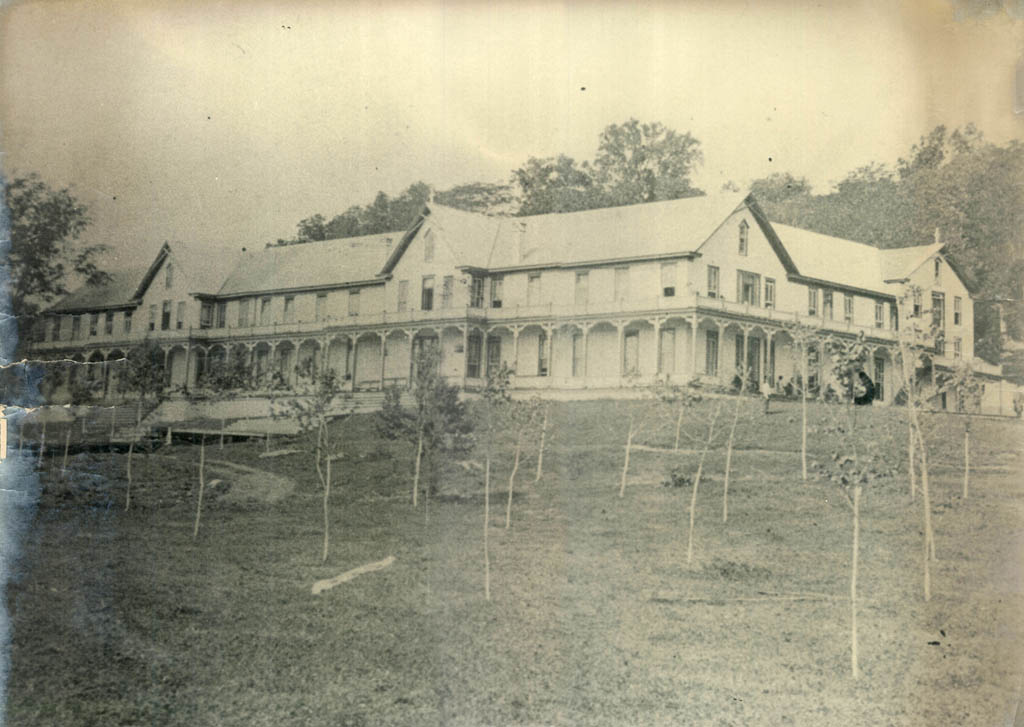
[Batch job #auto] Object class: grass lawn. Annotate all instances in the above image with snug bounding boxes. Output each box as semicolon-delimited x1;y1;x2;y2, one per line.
4;398;1023;726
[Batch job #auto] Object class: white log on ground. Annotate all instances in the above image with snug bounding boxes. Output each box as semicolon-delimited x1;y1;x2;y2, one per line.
312;556;396;595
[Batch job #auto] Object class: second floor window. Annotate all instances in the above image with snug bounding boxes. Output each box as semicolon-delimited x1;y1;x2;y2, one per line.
124;310;132;334
200;302;213;329
764;278;775;309
575;271;589;306
397;280;409;312
844;294;854;323
422;276;435;311
72;315;81;339
162;300;172;330
660;262;676;297
316;293;327;321
148;305;156;331
527;273;542;306
283;296;295;323
912;290;922;317
177;302;185;329
875;301;885;328
823;290;834;320
216;302;227;328
260;297;271;325
614;267;629;301
954;296;962;325
105;311;114;335
953;337;962;359
932;292;945;330
738;220;749;255
89;313;98;337
890;304;899;331
348;290;360;316
707;265;720;298
52;317;62;341
489;276;503;308
470;276;484;308
738;270;760;306
442;276;454;308
238;298;249;328
808;287;819;316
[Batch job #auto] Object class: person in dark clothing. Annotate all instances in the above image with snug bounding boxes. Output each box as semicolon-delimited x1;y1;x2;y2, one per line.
854;371;875;406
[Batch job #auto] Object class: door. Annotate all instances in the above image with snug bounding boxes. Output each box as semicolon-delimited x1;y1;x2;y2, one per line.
623;331;640;375
486;335;502;377
660;328;676;374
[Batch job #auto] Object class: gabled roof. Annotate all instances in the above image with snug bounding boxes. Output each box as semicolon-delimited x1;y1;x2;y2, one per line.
771;223;895;296
217;232;392;297
382;193;749;274
878;243;944;282
48;268;150;313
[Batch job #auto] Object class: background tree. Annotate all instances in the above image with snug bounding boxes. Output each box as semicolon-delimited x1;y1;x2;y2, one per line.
594;119;704;205
512;155;603;216
3;173;106;328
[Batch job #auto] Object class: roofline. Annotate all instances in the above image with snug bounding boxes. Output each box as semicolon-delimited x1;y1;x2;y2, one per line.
378;212;428;275
205;279;385;300
744;194;801;275
478;251;702;275
787;273;896;302
938;248;978;295
134;242;171;300
48;301;139;315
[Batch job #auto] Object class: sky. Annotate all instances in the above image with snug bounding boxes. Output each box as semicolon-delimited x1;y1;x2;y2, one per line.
2;0;1022;272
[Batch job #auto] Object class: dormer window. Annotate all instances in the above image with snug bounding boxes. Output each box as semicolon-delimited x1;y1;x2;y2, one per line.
738;220;749;256
934;257;941;279
165;261;173;288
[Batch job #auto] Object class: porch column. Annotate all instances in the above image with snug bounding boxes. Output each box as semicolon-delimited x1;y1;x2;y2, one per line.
406;329;415;388
345;338;354;381
481;330;489;380
741;326;750;392
511;326;521;375
652;318;662;377
462;325;470;388
690;311;699;377
583;322;592;380
545;324;554;378
290;339;301;389
184;342;192;389
379;330;389;390
765;330;776;385
616;321;626;381
715;322;725;385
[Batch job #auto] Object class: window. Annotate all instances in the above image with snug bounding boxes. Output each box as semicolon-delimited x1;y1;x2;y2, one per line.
105;311;114;335
216;302;227;328
176;302;185;329
200;302;213;329
822;290;833;320
470;275;484;308
705;329;719;376
912;290;922;317
348;290;360;316
421;276;435;311
537;330;548;376
875;301;885;328
89;313;99;337
397;280;409;312
527;273;542;306
953;337;962;359
843;294;854;323
873;357;885;402
571;333;584;376
738;271;760;306
660;262;676;297
765;278;775;309
486;335;502;376
954;296;962;325
738;220;749;255
161;300;172;330
148;305;156;331
466;333;482;378
575;271;589;306
165;261;173;288
808;287;819;316
489;276;503;308
52;317;62;341
934;257;941;279
931;292;945;330
260;297;271;325
238;298;249;328
283;296;295;323
707;265;720;298
442;276;454;308
623;331;640;374
316;293;327;321
890;304;899;331
72;315;82;340
423;229;434;262
614;267;629;302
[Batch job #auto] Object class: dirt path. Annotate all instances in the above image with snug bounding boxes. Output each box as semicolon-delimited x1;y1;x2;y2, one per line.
205;459;296;504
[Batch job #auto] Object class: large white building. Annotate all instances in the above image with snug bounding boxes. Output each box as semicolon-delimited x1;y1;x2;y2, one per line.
30;192;1004;408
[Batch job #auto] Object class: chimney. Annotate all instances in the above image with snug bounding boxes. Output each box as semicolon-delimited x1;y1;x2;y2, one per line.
934;227;942;245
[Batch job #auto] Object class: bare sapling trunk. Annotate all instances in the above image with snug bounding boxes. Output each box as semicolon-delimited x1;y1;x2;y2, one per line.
109;407;116;441
265;430;270;453
534;406;548;483
674;408;685;452
38;421;46;470
125;441;134;511
915;422;936;563
800;348;809;482
722;396;741;523
136;398;143;427
193;437;206;540
908;417;916;498
61;427;71;479
484;449;491;601
220;418;226;450
619;413;636;498
688;402;722;565
851;484;861;679
323;443;332;564
18;425;24;456
506;431;522;529
412;426;423;506
963;418;970;500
